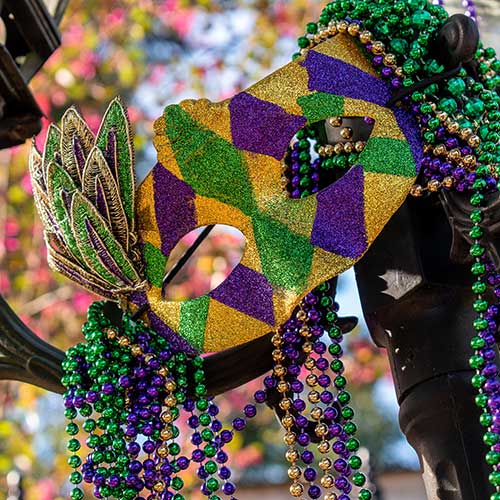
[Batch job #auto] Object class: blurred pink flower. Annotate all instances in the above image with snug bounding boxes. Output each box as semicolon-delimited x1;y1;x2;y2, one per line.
33;94;52;150
86;112;104;134
71;51;99;79
159;1;196;38
63;23;85;46
5;218;19;237
35;478;57;500
20;314;45;339
235;444;264;468
21;172;33;195
51;89;67;107
127;105;142;124
149;65;166;85
174;81;187;94
105;7;126;30
73;291;95;313
0;270;10;293
30;268;52;286
5;237;20;252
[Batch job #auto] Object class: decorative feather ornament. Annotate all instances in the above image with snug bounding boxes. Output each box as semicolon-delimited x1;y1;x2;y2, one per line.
29;97;144;300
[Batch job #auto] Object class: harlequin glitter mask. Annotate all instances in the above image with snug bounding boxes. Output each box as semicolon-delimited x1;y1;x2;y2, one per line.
28;1;500;499
32;33;422;355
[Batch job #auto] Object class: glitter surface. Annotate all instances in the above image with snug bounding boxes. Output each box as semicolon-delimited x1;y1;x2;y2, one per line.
180;295;210;352
95;99;135;225
245;151;282;203
152;162;197;256
315;34;378;77
151;133;183;181
148;309;197;355
342;100;406;141
30;34;425;355
302;51;392;106
47;163;80;261
298;93;344;123
359;137;416;177
136;173;162;249
85;219;134;285
72;192;140;285
164;104;256;215
51;252;112;298
393;107;424;172
251;213;313;291
140;34;421;353
180;98;233;143
203;299;271;353
311;165;367;258
229;92;306;160
362;172;414;243
260;192;318;240
142;241;167;288
192;194;264;274
147;286;182;332
43;124;61;167
33;100;144;303
308;247;355;290
247;61;310;116
209;264;275;326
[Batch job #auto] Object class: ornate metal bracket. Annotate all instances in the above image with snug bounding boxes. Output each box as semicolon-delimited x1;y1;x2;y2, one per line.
0;0;67;148
0;285;356;406
0;294;65;393
0;293;275;397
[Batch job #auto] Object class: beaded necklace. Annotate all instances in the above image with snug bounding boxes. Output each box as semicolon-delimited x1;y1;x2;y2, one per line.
285;0;500;499
58;1;500;500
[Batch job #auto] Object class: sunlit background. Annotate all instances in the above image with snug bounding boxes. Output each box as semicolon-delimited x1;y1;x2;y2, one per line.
0;1;499;499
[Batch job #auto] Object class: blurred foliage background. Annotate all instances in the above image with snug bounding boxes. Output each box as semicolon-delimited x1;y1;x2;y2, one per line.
4;0;499;498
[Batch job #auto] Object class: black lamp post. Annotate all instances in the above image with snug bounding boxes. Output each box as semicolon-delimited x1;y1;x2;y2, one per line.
0;0;67;148
0;0;67;390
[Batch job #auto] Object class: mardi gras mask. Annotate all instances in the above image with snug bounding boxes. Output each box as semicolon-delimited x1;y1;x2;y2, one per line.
31;33;422;355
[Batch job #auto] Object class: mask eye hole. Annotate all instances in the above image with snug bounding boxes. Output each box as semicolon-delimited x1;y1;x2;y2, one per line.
162;225;245;301
283;116;374;199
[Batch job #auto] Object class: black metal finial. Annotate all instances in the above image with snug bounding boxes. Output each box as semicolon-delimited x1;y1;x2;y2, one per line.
388;14;480;107
432;13;480;69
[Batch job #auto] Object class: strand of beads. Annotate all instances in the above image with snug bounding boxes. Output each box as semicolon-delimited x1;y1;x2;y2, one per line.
250;279;372;500
292;2;500;494
63;302;142;500
433;0;477;20
211;401;239;499
66;297;372;500
184;388;243;500
319;282;370;499
197;397;225;498
295;10;499;196
186;396;212;499
282;118;368;200
63;302;231;500
293;1;500;197
269;327;305;499
156;366;182;499
468;177;500;500
193;401;247;500
283;126;322;199
299;303;339;500
463;0;477;21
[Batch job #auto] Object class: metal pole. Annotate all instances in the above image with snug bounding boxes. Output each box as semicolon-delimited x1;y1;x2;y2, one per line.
355;195;497;499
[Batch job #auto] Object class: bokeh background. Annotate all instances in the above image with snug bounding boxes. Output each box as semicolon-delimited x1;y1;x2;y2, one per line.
0;1;499;499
